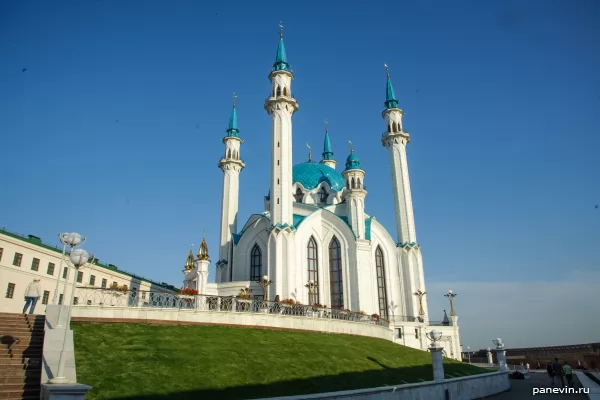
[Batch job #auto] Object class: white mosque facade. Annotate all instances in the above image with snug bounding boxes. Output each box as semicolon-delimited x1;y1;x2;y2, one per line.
180;29;462;357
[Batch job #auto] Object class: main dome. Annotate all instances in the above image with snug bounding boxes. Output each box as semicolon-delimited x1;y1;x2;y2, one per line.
292;162;345;192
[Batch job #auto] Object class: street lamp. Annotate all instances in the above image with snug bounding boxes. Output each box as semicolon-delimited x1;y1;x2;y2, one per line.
52;232;86;304
49;248;95;384
467;346;471;363
240;284;252;297
388;300;398;323
426;330;442;348
412;290;426;319
304;280;317;305
258;275;272;301
444;289;457;316
492;338;505;350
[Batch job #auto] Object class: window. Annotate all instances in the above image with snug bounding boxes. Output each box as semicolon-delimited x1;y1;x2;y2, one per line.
47;262;55;276
415;328;419;339
277;198;279;204
87;300;92;305
328;236;343;309
112;281;117;287
295;188;303;203
277;179;279;184
42;290;50;305
13;253;22;267
307;237;319;304
101;278;107;288
89;275;96;285
0;247;3;262
77;271;83;283
73;297;78;305
31;257;40;271
59;294;63;305
62;267;68;279
5;283;15;298
250;244;262;281
277;160;279;165
318;187;328;203
395;328;402;339
276;86;281;97
283;87;288;96
142;291;146;300
375;246;389;320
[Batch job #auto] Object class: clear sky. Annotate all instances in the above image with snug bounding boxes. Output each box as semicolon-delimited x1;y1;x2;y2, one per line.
1;0;599;349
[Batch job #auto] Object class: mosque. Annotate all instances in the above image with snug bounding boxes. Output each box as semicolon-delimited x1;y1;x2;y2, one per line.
181;26;459;352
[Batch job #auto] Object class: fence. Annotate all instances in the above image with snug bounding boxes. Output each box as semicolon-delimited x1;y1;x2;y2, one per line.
73;288;390;328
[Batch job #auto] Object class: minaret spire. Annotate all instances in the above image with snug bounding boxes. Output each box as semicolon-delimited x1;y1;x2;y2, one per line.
306;142;312;162
218;93;245;283
320;120;336;169
384;63;399;110
273;21;291;72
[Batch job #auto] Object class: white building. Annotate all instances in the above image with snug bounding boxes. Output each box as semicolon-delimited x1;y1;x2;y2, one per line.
180;28;462;357
0;229;177;314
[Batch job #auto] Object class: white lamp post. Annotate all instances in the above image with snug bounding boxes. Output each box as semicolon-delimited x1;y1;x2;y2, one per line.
49;248;95;384
258;275;272;301
52;232;85;304
467;346;471;363
304;280;317;306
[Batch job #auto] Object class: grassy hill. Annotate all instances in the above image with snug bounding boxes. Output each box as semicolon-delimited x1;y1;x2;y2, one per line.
72;322;488;400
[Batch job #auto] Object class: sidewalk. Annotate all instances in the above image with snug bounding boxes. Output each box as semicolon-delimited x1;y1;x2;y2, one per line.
490;372;588;399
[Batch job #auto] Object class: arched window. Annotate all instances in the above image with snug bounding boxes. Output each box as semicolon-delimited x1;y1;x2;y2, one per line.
307;237;319;305
227;149;231;158
276;86;281;97
295;187;303;203
387;124;391;133
357;178;361;188
392;122;397;133
375;246;388;320
329;236;343;309
351;178;356;189
318;187;328;203
283;87;288;96
250;244;262;281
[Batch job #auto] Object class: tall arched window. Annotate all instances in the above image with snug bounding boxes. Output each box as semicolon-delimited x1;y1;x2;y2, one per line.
307;237;319;304
375;246;388;319
318;187;328;203
329;236;343;309
250;244;262;281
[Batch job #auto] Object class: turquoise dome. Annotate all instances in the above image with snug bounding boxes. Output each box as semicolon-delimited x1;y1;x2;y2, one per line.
345;152;361;171
293;162;345;192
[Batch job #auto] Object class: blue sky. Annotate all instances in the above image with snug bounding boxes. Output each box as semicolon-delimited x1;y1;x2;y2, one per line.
1;0;599;348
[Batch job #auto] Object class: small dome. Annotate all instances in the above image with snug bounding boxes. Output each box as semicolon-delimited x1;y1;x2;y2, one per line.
345;152;361;171
293;162;345;192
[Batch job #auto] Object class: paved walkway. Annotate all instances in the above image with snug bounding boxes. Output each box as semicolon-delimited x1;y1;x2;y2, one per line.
489;371;588;399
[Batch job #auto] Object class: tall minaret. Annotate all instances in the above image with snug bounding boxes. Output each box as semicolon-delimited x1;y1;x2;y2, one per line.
320;121;336;169
217;93;245;282
341;141;367;239
381;64;427;321
381;65;416;245
264;22;299;227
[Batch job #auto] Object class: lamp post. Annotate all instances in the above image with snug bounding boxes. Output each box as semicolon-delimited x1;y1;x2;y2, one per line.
304;280;317;305
444;290;457;316
52;232;85;304
492;338;508;372
388;300;398;323
413;290;426;320
240;285;252;297
258;275;272;301
49;248;95;384
467;346;471;363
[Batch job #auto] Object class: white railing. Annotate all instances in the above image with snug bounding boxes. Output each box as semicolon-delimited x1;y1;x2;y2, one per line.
73;288;390;328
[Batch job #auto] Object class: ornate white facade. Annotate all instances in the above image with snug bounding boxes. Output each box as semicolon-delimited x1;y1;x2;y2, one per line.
182;29;462;356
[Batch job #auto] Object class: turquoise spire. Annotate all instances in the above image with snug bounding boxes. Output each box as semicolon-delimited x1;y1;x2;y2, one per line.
226;92;239;137
344;140;361;171
322;121;334;160
272;22;291;72
384;64;399;109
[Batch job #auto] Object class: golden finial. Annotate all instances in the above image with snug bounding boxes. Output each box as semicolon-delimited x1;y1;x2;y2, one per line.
324;120;328;134
232;92;237;108
185;244;195;270
279;21;284;39
306;142;312;162
384;63;390;79
348;140;354;153
198;229;209;260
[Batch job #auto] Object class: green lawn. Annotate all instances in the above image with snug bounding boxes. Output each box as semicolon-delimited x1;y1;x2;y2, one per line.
73;322;488;400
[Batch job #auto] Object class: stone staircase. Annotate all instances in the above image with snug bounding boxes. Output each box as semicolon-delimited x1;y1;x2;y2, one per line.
0;313;44;400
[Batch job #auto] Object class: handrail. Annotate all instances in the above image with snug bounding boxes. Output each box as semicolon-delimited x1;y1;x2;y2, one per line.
73;288;390;328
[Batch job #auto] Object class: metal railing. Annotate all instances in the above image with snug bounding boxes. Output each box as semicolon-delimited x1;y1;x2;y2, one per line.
73;288;389;328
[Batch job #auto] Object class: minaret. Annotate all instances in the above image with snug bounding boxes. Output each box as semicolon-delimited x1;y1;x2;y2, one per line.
196;236;210;294
217;93;245;282
320;121;336;169
264;22;299;227
380;65;416;245
341;141;367;239
381;64;427;322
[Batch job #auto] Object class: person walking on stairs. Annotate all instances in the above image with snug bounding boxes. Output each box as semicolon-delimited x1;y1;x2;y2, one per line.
23;278;42;314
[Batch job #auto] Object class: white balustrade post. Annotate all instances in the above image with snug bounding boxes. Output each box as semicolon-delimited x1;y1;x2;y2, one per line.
429;346;445;382
493;338;508;372
487;347;493;365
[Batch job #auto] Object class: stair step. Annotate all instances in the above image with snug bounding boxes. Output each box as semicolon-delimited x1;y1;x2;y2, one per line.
0;369;41;378
0;383;39;390
0;389;40;399
0;344;43;350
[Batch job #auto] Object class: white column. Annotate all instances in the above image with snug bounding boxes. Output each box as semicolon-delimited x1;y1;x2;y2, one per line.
429;347;445;381
496;349;508;372
487;349;494;365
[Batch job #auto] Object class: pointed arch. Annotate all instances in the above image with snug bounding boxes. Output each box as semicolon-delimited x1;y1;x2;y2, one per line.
318;186;328;203
227;149;232;158
375;246;388;319
307;236;319;305
276;86;282;97
351;177;356;189
387;124;391;133
283;87;288;96
250;244;262;281
357;178;362;188
329;236;343;309
295;187;303;203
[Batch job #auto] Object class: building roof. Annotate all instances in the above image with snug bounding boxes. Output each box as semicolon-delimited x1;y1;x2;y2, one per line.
293;162;345;192
0;228;178;292
226;103;239;137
